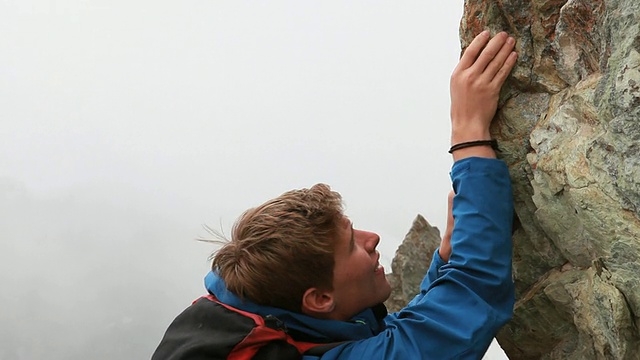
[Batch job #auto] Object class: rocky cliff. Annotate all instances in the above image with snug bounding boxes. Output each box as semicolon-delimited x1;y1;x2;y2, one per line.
387;1;640;358
384;215;441;313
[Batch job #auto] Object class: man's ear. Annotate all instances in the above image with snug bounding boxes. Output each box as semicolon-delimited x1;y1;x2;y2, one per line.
301;287;335;316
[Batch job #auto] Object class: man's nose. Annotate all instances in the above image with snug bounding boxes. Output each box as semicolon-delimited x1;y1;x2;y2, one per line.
357;230;380;252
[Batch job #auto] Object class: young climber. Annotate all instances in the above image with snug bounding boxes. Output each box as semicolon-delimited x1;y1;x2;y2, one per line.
153;30;517;359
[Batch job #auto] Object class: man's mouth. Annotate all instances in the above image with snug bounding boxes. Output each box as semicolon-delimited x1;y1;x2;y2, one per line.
374;252;384;273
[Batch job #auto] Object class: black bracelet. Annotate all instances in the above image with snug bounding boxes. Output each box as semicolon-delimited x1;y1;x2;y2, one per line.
448;139;500;154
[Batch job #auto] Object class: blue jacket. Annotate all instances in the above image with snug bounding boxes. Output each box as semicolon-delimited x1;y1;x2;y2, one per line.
204;157;514;359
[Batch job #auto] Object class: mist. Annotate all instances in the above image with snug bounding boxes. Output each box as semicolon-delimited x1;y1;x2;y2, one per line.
1;1;507;359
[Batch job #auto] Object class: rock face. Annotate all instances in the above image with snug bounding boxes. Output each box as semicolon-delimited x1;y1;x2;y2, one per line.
384;215;441;313
387;1;640;358
462;0;640;358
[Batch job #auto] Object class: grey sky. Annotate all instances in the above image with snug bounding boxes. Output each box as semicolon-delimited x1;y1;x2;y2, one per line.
1;1;507;359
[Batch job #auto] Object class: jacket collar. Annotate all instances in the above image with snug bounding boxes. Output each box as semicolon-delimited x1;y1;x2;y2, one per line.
204;271;386;342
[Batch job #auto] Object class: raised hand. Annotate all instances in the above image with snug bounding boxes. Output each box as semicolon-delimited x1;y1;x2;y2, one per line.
449;31;517;160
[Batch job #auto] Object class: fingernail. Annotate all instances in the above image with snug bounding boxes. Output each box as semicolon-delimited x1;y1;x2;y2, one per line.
482;30;490;37
508;37;515;45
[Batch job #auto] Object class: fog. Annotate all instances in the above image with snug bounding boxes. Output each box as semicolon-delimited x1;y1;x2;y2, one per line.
1;1;507;359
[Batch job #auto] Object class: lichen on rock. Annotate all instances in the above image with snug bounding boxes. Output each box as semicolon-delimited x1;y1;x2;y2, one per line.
466;0;640;358
384;215;441;313
386;1;640;358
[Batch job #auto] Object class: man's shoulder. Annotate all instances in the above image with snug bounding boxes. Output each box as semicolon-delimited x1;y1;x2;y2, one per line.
151;297;257;359
151;296;340;360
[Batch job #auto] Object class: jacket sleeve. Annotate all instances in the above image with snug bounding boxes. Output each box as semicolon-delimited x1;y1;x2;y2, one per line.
322;157;514;360
424;248;447;292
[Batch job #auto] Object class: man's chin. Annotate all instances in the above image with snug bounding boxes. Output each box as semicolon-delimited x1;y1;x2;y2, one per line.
380;281;392;302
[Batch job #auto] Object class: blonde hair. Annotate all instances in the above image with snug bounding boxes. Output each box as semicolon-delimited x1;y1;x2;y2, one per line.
211;183;343;312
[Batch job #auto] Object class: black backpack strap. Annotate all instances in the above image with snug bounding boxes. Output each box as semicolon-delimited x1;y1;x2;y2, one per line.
158;294;350;359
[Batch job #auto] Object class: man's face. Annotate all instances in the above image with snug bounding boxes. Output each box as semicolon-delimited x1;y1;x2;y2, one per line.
329;217;391;320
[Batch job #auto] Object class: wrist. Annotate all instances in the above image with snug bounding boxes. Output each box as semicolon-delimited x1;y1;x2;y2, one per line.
449;139;499;153
438;241;451;262
450;130;491;145
451;145;496;161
